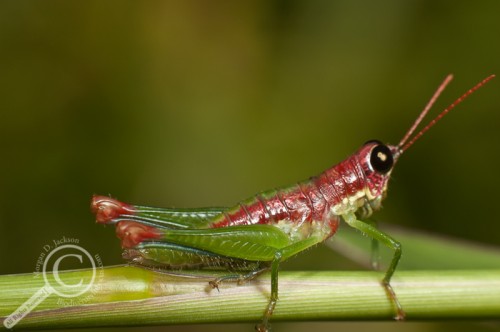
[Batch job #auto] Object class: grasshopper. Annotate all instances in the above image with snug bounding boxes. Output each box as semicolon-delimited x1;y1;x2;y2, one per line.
92;74;494;331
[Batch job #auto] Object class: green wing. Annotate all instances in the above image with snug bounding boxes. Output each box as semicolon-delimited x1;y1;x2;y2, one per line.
123;205;226;229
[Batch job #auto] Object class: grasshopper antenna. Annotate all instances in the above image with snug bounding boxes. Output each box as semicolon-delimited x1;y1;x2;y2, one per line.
398;74;495;154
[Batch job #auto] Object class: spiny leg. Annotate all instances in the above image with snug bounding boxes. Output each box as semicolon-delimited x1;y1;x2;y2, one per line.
343;213;405;320
208;264;271;291
205;254;281;332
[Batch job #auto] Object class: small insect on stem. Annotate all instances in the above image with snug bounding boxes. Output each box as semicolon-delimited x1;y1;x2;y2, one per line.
91;74;494;331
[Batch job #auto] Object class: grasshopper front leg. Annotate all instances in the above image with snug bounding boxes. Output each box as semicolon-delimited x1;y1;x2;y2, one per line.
343;213;405;320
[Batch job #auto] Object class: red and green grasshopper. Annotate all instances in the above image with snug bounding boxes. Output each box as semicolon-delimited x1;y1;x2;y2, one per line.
91;74;494;331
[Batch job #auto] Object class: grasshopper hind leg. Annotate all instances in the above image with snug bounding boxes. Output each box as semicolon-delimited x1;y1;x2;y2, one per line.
208;262;271;291
207;261;276;332
123;243;262;274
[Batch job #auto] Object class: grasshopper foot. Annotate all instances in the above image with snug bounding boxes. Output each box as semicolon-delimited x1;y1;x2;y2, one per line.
382;281;406;320
208;280;220;292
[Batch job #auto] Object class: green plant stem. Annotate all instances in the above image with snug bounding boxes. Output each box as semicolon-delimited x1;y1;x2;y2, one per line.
1;266;500;329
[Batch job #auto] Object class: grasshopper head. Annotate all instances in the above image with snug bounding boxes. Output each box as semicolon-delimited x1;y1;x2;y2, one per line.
354;75;495;213
356;140;400;206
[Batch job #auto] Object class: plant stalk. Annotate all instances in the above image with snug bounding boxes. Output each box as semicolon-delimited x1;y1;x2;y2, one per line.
1;266;500;330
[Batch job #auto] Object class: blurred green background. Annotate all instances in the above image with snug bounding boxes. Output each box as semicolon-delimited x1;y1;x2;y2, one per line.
1;1;499;332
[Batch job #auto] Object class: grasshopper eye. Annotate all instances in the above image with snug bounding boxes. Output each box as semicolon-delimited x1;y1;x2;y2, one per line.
369;144;394;174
